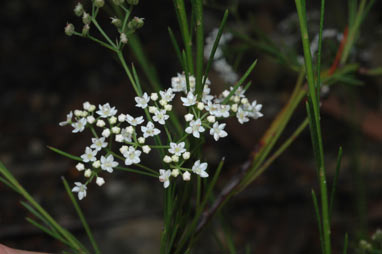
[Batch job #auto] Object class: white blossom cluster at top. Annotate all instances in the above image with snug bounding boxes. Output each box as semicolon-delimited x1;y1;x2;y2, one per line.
59;73;263;200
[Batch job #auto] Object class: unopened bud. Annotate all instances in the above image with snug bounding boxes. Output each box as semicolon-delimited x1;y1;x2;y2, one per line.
120;33;128;44
111;17;122;27
65;23;75;36
82;24;90;36
112;0;125;5
128;17;144;30
74;3;84;17
182;171;191;181
127;0;139;5
94;0;105;8
82;12;91;25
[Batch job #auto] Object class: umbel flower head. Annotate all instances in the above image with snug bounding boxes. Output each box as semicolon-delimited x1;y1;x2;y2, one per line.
59;71;263;199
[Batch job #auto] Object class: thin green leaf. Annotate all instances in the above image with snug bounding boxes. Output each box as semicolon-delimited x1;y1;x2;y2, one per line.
47;146;82;162
312;190;325;254
191;0;204;96
168;27;186;71
115;166;158;177
202;10;229;87
0;176;20;194
343;233;349;254
329;147;343;219
62;177;100;254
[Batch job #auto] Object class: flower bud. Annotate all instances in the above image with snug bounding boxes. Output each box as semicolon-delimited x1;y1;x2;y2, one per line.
182;152;190;160
142;145;151;154
84;169;92;178
128;17;144;30
94;0;105;8
111;126;120;134
74;110;83;117
87;115;95;124
102;129;111;138
82;24;90;36
171;155;179;163
197;102;204;110
184;113;193;122
163;155;172;163
96;119;106;127
222;90;230;98
182;171;191;181
111;17;122;27
207;115;215;123
65;23;75;36
92;160;101;168
120;33;128;44
96;177;105;186
109;116;117;124
138;137;145;144
120;145;128;154
127;0;139;5
164;104;172;111
150;93;158;101
125;126;134;134
76;163;85;171
112;0;125;5
115;134;124;142
82;12;91;25
83;101;91;111
74;3;84;17
118;114;126;122
231;104;238;113
171;169;179;177
89;105;96;112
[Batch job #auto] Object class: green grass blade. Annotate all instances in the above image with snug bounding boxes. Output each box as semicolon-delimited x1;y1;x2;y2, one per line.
168;27;186;71
312;190;325;254
191;0;204;96
0;176;20;194
329;147;343;219
348;0;358;28
343;233;349;254
47;146;82;162
115;166;158;177
316;0;325;101
222;59;257;104
203;10;229;87
62;177;100;254
26;217;72;248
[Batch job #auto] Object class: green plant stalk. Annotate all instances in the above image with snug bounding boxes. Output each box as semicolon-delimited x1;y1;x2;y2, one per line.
173;0;194;74
192;0;204;96
295;1;331;254
62;178;100;254
341;0;367;64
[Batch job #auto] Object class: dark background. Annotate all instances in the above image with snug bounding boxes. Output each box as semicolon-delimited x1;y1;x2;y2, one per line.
1;0;381;253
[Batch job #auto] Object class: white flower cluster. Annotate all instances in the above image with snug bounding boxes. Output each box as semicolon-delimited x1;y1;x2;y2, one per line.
204;28;238;84
59;73;263;200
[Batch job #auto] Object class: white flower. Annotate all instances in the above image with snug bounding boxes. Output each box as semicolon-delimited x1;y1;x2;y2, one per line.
83;101;91;111
164;104;173;111
202;85;214;103
185;119;205;138
172;155;179;162
135;93;150;109
171;74;186;92
126;114;144;126
248;100;263;119
72;182;87;200
205;102;220;116
159;169;172;188
168;142;186;156
159;88;175;103
236;107;250;124
210;122;228;141
96;177;105;186
217;105;230;118
96;103;117;118
123;146;141;166
100;154;118;173
182;171;191;181
71;118;87;133
192;160;209;178
153;109;169;125
149;106;158;114
81;147;97;162
119;128;132;142
59;111;73;126
181;91;197;106
91;137;108;151
141;121;161;138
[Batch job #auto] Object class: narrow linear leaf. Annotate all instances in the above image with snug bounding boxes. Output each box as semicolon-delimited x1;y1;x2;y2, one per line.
343;233;349;254
312;190;325;254
329;147;343;218
62;177;100;254
47;146;82;162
